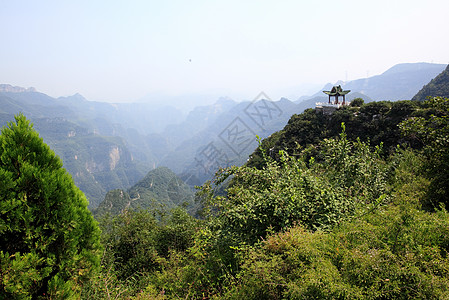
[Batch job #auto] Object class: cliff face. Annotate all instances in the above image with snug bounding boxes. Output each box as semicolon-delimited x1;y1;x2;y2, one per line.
26;117;144;209
109;146;121;170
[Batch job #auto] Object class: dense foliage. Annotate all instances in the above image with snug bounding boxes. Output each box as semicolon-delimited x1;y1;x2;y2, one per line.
247;100;424;169
222;205;449;299
400;96;449;209
0;114;101;298
79;100;449;300
81;207;197;298
197;127;389;246
3;98;449;299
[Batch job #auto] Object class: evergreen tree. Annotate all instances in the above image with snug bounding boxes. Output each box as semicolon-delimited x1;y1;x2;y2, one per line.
0;114;101;299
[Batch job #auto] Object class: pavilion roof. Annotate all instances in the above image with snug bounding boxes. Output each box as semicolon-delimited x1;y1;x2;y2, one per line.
323;85;350;96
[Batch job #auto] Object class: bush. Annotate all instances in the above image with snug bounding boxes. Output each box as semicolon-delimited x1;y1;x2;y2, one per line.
82;207;198;298
400;97;449;209
223;205;449;299
350;97;365;107
199;125;390;246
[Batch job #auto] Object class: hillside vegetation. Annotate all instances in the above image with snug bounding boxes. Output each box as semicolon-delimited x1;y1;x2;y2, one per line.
94;167;196;217
247;99;429;169
78;97;449;299
2;64;449;298
413;64;449;101
2;97;449;298
1;63;445;208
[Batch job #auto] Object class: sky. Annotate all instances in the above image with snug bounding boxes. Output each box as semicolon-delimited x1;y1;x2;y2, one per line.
1;0;449;106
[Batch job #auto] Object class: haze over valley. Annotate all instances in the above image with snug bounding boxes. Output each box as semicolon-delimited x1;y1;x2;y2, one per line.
2;1;449;298
1;62;447;208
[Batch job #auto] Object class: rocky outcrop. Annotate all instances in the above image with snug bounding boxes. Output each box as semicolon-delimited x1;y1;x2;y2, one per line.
0;84;37;93
109;146;121;170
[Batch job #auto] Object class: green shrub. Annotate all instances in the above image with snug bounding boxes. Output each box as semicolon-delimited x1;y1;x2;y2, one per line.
223;205;449;299
400;96;449;209
199;125;390;247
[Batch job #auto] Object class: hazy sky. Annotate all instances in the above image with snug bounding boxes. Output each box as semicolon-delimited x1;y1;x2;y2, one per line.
1;0;448;103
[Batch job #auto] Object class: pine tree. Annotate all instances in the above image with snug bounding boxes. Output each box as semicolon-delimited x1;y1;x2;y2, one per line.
0;114;101;299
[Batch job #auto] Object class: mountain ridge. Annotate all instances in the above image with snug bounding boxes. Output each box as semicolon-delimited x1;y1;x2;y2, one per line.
0;84;37;93
1;62;445;209
412;64;449;101
297;62;446;103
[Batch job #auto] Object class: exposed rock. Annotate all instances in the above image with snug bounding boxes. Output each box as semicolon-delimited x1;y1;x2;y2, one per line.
109;146;120;170
0;84;37;93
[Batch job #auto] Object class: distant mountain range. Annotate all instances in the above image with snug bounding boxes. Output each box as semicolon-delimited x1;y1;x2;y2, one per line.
163;96;305;186
162;63;447;186
296;62;446;107
1;62;446;209
341;62;446;101
0;84;37;93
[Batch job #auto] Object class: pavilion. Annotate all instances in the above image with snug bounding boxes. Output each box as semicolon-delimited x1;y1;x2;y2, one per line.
323;85;351;105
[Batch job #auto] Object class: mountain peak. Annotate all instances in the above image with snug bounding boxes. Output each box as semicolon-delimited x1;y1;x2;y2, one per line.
71;93;87;101
0;84;37;93
57;93;87;102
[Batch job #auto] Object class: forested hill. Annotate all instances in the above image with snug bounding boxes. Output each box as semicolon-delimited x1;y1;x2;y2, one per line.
3;97;449;298
246;63;449;169
94;166;196;217
413;63;449;101
80;96;449;298
247;99;429;169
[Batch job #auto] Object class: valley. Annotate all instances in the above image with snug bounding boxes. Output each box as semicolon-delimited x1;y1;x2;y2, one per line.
0;62;446;210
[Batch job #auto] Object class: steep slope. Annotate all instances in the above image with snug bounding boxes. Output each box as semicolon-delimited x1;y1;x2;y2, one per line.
0;89;184;150
0;93;150;208
95;167;195;216
32;117;147;208
0;89;184;208
412;64;449;101
247;100;426;169
343;63;446;101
